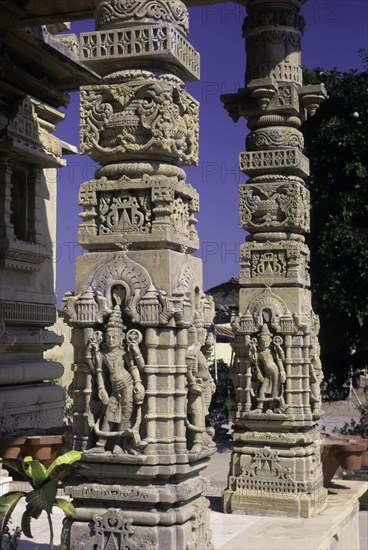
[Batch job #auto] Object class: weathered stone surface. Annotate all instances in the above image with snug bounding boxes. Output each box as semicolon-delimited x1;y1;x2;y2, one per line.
80;73;199;166
77;174;200;252
239;181;310;233
80;25;200;80
0;23;95;437
62;1;215;547
221;0;328;518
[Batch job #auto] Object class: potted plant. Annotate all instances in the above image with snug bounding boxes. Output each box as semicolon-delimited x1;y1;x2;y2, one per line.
0;451;81;549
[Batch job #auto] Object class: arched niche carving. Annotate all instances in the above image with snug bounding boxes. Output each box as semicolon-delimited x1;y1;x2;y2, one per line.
175;259;199;295
248;287;289;331
83;252;154;320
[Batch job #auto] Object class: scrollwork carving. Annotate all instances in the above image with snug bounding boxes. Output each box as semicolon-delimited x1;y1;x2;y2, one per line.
239;182;309;232
96;0;189;36
81;79;198;166
246;128;304;151
241;448;292;481
98;191;152;235
93;509;137;550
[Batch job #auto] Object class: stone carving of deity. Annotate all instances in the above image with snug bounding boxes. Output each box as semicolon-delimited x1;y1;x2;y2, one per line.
85;304;146;455
309;340;323;414
185;323;216;453
249;324;286;413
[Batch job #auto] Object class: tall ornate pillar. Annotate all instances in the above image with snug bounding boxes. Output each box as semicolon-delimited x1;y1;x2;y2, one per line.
221;0;328;517
61;2;215;548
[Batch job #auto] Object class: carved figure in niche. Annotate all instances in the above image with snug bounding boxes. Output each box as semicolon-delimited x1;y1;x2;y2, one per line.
85;300;145;454
185;322;216;453
310;340;323;414
249;324;286;413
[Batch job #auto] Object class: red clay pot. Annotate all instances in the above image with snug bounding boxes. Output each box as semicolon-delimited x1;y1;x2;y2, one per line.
0;436;27;459
0;435;64;468
330;435;368;468
320;434;366;485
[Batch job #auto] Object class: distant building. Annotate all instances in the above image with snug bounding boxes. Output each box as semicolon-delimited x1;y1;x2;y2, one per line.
205;278;239;364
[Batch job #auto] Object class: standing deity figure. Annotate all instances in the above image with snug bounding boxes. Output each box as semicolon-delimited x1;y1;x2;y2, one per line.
85;305;145;454
310;340;323;414
249;324;286;413
185;324;216;453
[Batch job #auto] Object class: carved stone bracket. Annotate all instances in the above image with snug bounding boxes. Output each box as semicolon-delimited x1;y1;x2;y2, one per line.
0;96;65;167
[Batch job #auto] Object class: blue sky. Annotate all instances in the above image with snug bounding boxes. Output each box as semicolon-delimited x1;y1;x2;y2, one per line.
54;1;368;305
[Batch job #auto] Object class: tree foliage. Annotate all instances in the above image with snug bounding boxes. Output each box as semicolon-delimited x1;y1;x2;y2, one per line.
302;51;368;395
209;359;235;413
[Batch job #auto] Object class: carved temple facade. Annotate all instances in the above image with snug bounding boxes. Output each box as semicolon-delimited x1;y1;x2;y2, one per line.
0;9;97;446
0;0;331;547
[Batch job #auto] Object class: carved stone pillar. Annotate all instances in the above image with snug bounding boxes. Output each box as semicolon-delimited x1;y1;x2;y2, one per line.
221;0;328;518
61;2;215;548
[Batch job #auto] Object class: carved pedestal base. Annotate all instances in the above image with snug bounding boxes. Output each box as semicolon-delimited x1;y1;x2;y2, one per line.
222;431;327;518
62;465;213;550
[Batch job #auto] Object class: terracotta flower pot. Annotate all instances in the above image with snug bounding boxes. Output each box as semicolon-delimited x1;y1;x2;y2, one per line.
330;435;368;468
0;435;64;468
0;436;27;459
320;442;341;485
362;450;368;468
334;443;366;470
320;434;366;486
25;436;64;467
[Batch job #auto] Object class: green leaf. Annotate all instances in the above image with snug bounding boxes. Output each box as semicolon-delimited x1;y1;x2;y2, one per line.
21;505;35;539
21;504;42;538
55;498;76;518
23;459;47;489
0;491;26;534
45;451;81;479
2;458;28;481
47;464;77;484
26;480;58;514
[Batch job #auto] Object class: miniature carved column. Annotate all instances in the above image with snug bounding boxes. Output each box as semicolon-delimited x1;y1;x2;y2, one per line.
221;0;328;517
61;2;215;549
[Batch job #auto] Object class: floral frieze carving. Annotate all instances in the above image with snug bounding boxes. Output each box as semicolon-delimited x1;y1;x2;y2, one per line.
239;182;310;232
246;127;304;151
80;77;199;166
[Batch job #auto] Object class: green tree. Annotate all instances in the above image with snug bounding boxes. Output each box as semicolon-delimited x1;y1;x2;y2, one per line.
209;359;236;414
0;451;81;550
302;51;368;396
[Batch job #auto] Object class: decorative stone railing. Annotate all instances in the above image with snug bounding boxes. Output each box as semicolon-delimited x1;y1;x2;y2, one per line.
80;25;200;80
